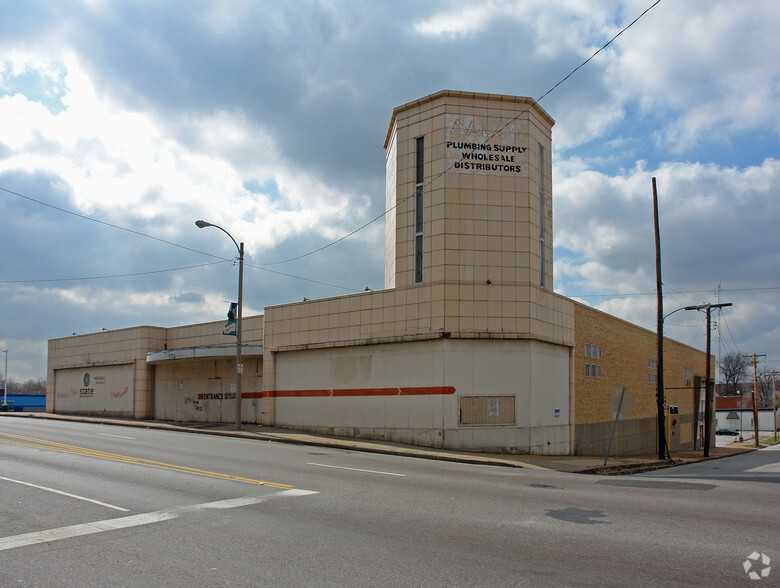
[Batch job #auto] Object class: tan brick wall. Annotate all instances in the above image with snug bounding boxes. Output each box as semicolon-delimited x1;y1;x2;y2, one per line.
47;317;265;420
384;90;555;293
264;283;574;354
153;357;263;423
47;326;168;419
574;302;711;454
165;315;264;348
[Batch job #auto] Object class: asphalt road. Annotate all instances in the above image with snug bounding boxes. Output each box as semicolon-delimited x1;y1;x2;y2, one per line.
1;418;777;587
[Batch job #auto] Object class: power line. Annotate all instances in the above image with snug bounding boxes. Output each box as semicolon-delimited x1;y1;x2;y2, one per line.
243;261;364;293
567;290;657;298
0;186;224;260
5;177;777;297
1;0;665;286
534;0;662;106
255;212;386;267
257;0;664;266
568;285;780;298
0;261;229;284
0;186;367;291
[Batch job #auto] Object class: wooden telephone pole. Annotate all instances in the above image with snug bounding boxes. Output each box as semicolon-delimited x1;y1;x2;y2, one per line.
652;178;666;460
685;303;732;456
743;353;766;447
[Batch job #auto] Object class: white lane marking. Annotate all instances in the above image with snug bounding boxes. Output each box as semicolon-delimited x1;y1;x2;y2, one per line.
745;443;780;471
0;488;317;552
0;475;129;512
307;462;407;477
745;463;780;473
196;490;318;510
96;433;137;440
0;511;177;551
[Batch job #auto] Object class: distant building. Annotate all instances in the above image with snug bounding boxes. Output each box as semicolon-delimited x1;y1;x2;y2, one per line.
48;91;708;456
715;395;778;434
2;393;46;412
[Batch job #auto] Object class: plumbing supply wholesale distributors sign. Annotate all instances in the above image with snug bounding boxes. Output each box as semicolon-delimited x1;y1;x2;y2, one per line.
446;115;530;176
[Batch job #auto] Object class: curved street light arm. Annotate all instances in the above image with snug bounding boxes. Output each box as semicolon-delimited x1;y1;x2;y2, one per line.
195;220;240;255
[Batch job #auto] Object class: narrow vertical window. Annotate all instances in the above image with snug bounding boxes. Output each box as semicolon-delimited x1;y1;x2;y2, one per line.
538;143;545;287
414;136;424;284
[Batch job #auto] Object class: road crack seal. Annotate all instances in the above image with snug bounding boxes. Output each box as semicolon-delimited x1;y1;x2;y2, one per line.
545;507;609;525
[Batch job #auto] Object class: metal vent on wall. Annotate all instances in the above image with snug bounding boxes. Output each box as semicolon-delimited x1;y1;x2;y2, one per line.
459;396;516;425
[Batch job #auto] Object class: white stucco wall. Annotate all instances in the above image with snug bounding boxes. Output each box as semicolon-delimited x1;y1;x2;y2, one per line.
272;337;571;454
153;358;263;424
54;364;135;416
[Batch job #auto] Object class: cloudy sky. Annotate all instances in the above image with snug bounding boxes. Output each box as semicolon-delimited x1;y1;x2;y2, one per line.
1;0;779;383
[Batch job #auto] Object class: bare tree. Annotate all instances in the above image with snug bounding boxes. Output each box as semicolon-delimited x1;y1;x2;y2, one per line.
3;377;47;395
756;369;777;409
718;352;749;395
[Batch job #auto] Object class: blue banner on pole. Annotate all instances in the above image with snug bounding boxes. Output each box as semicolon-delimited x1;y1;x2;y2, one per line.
223;302;237;336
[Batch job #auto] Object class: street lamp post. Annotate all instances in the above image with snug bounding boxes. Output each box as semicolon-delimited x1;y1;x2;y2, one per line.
196;220;244;431
773;372;778;442
684;302;732;457
2;349;8;410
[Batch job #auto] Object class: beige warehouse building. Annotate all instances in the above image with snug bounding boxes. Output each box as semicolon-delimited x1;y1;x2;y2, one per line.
47;90;710;456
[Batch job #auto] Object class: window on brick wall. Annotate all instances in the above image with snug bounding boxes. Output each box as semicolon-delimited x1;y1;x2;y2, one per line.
583;342;603;377
584;362;602;378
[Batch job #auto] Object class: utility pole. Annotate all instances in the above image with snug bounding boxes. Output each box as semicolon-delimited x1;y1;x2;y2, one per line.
685;303;732;457
715;283;722;380
743;353;766;447
652;177;665;460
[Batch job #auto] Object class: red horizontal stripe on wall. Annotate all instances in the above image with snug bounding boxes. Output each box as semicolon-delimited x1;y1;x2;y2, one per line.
399;386;456;395
332;388;399;397
263;386;456;398
270;389;332;398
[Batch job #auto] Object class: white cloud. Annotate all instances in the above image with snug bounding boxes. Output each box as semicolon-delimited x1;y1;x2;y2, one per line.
413;2;501;38
0;52;372;258
555;157;780;289
2;0;780;380
612;0;780;150
553;155;780;367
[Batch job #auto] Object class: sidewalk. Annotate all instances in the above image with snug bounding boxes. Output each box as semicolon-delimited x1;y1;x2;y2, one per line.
1;412;758;475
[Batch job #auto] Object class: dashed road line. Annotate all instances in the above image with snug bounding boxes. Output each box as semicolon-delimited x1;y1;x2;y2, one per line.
0;475;129;511
96;432;137;440
307;462;407;476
